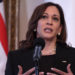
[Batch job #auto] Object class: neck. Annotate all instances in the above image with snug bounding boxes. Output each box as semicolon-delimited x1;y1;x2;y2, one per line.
42;38;57;55
45;37;56;49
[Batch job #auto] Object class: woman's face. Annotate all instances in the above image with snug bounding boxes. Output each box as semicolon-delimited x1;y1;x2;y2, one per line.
36;6;62;40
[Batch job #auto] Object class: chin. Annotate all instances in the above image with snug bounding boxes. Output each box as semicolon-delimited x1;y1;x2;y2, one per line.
42;36;53;40
42;34;56;40
37;34;55;40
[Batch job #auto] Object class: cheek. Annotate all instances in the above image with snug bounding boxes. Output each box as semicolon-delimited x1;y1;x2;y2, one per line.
37;20;43;32
54;26;61;34
37;24;42;34
36;21;44;37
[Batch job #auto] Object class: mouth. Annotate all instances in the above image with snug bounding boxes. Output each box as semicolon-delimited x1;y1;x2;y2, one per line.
44;28;53;33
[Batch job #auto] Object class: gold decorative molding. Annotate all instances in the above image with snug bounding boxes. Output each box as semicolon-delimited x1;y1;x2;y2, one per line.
4;0;20;50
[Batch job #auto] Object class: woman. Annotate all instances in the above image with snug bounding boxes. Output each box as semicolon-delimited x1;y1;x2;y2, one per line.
5;2;75;75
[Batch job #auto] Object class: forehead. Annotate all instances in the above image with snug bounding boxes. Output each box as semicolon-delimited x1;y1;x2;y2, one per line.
44;6;60;16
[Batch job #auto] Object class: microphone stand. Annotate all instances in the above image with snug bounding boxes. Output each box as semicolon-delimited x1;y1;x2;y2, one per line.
34;59;39;75
33;46;42;75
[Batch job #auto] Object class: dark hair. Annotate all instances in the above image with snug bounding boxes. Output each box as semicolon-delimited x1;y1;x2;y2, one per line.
19;2;67;48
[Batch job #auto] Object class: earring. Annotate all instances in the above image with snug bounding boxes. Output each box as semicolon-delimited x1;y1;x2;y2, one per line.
33;29;36;32
58;32;61;36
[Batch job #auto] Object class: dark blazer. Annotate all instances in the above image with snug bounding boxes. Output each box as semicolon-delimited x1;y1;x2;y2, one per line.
5;42;75;75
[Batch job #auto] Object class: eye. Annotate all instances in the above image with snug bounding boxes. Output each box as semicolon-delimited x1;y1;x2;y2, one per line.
41;15;48;19
53;17;59;21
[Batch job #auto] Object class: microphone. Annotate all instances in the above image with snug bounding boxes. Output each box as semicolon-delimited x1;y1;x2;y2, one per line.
33;38;45;62
33;38;45;75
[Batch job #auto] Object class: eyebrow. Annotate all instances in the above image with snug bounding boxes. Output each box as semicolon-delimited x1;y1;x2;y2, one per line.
43;13;60;17
53;14;60;17
43;13;48;15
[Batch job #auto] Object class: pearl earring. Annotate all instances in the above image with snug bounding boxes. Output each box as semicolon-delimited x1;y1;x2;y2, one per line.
58;32;60;36
34;29;36;32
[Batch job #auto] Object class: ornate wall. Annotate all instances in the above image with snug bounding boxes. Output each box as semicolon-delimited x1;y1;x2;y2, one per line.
4;0;20;50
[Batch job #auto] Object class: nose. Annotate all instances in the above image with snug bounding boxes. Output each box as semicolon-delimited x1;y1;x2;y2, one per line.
46;22;52;25
46;18;53;26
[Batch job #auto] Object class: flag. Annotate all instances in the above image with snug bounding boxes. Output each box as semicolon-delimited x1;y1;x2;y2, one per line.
0;0;8;75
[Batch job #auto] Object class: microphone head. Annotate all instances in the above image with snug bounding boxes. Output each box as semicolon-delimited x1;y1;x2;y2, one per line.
33;38;45;50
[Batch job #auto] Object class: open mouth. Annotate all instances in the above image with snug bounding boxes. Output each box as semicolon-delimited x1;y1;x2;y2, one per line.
44;28;53;33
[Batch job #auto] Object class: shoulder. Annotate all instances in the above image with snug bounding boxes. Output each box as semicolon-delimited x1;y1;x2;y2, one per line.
66;46;75;56
7;48;34;67
57;41;75;50
7;47;34;59
64;45;75;59
57;42;75;56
